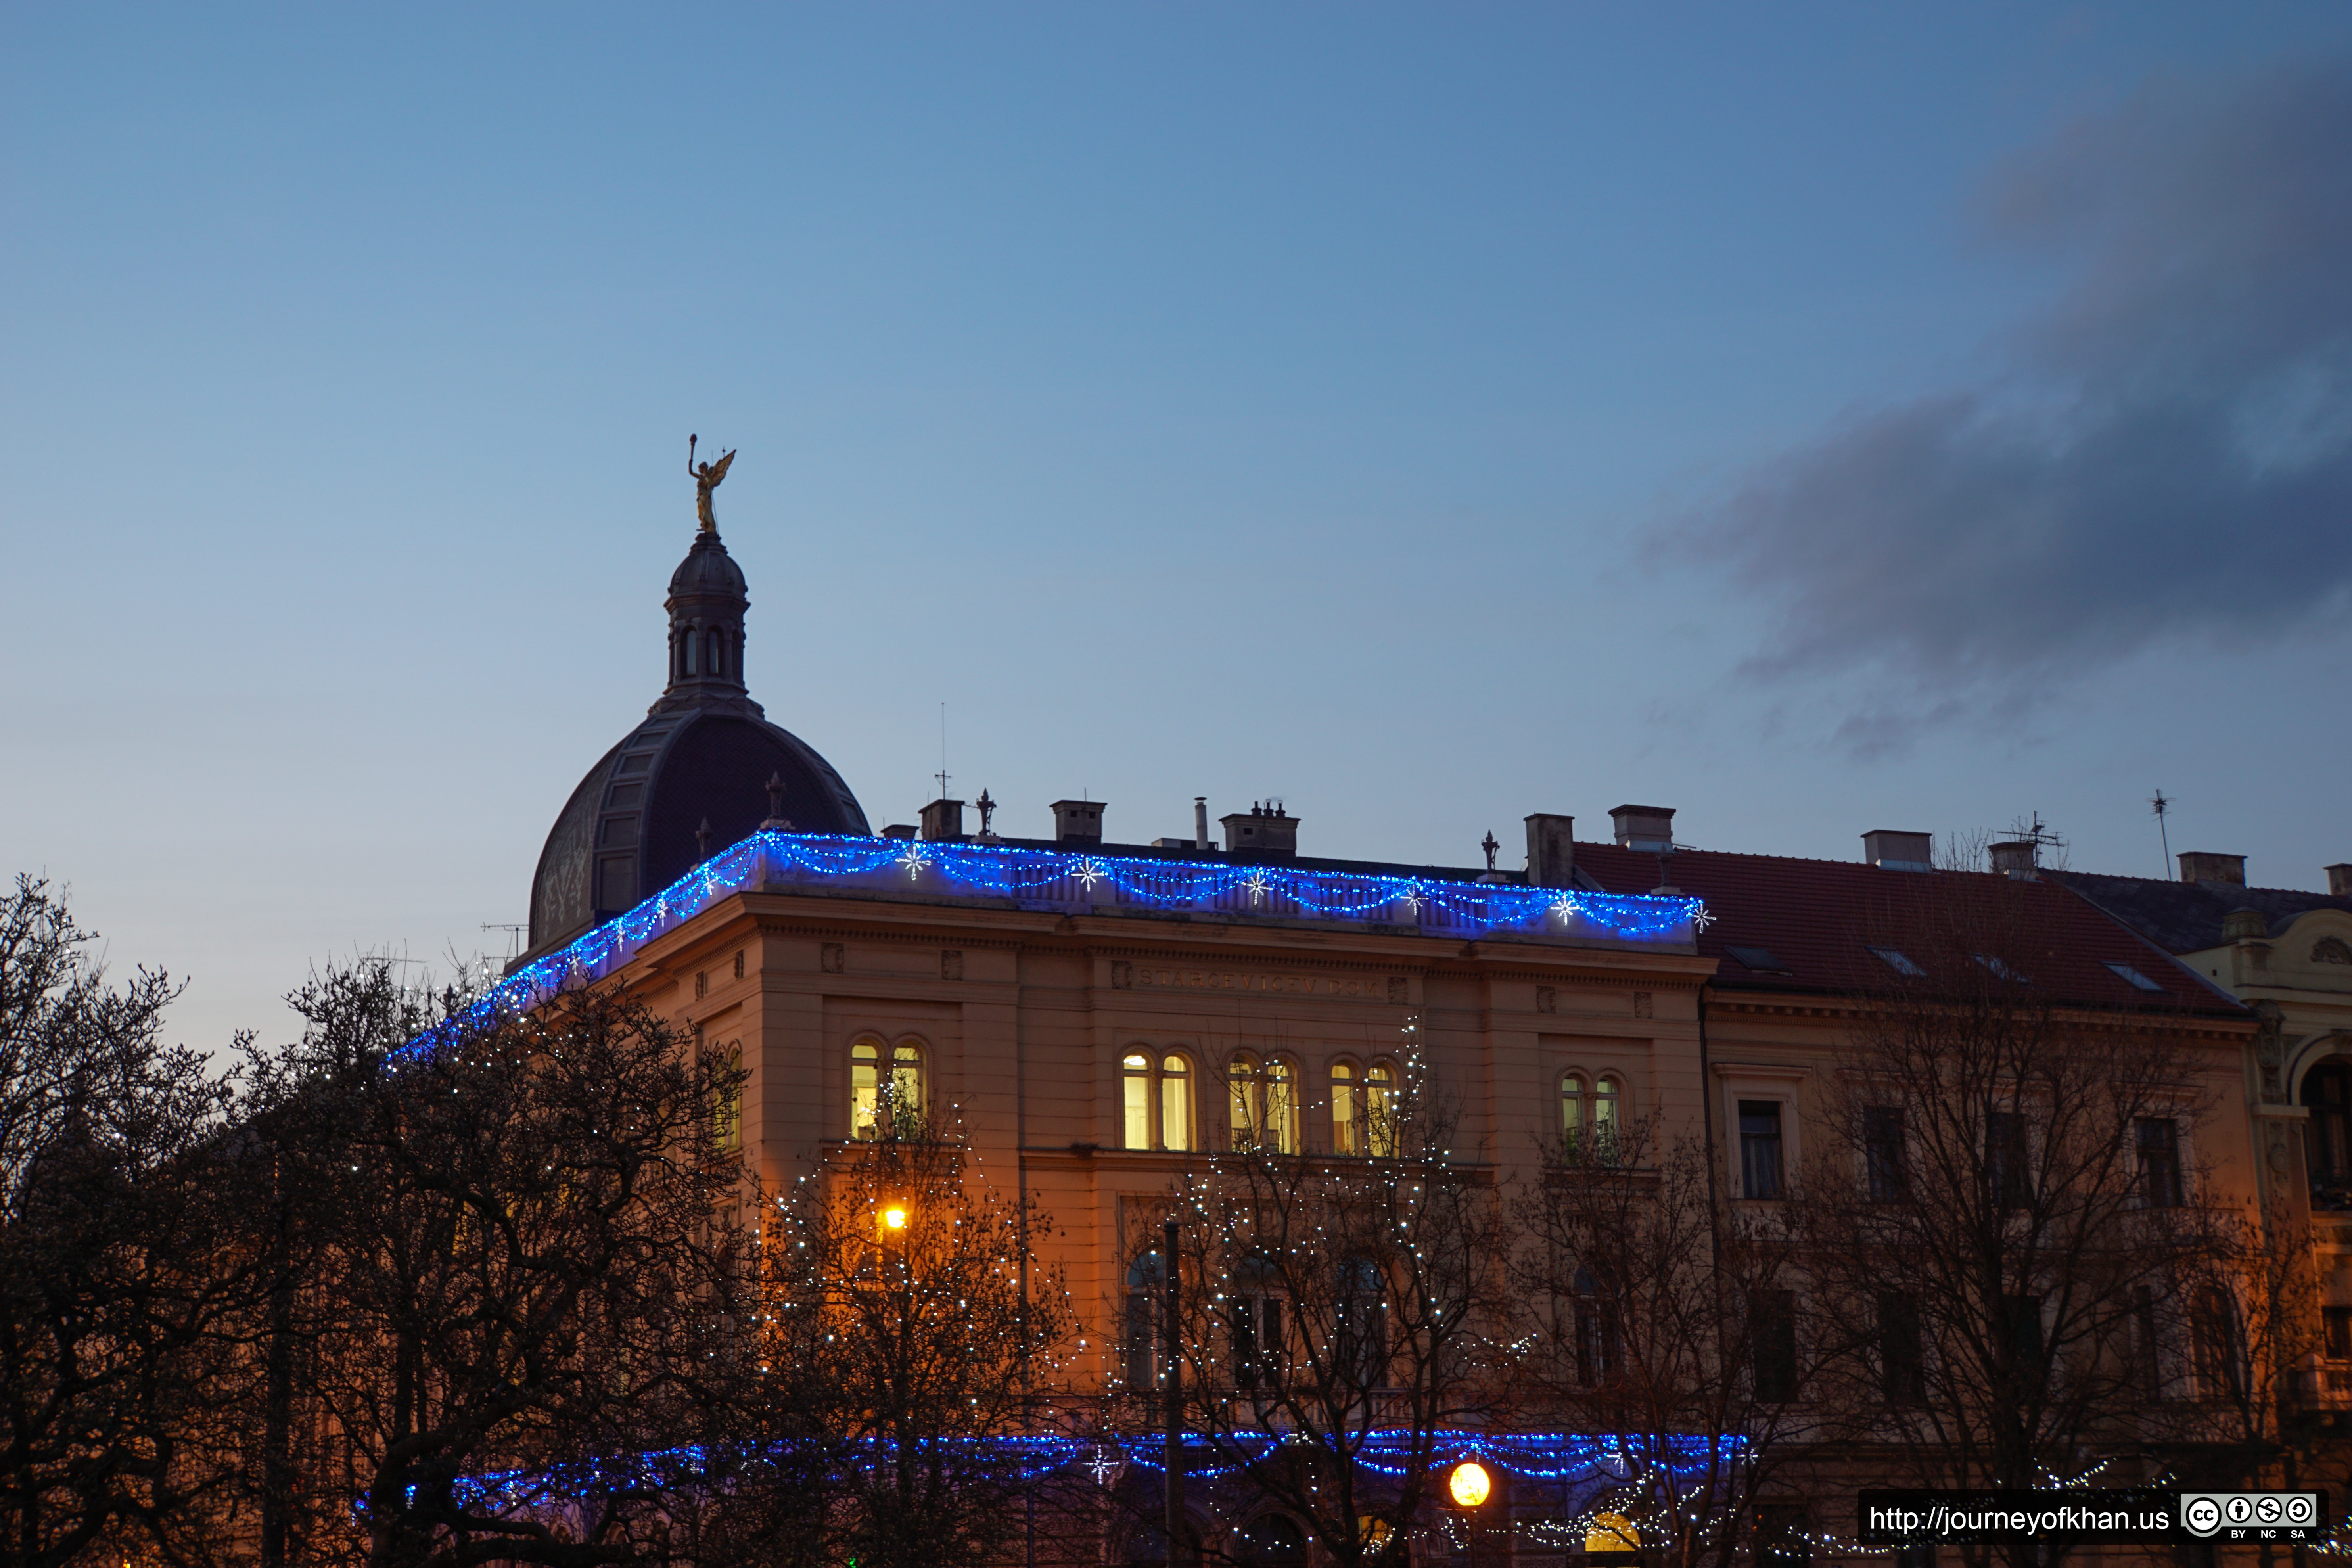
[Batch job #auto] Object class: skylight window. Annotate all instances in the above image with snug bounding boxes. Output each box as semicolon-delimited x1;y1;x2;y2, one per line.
1725;945;1791;974
1869;946;1924;977
1973;954;2029;984
2105;961;2165;993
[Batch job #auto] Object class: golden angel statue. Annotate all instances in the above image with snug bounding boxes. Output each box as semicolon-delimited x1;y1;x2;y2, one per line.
688;433;736;533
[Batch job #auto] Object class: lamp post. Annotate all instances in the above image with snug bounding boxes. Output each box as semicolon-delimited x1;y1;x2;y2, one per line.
1164;1215;1184;1565
1447;1460;1495;1567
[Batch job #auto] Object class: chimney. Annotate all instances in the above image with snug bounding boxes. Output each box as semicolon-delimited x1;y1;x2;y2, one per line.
1195;797;1210;852
919;798;964;842
1988;840;2038;879
1220;801;1298;857
1525;814;1576;888
2179;851;2246;887
1609;805;1675;853
2329;863;2352;898
1862;830;1934;872
1050;799;1104;845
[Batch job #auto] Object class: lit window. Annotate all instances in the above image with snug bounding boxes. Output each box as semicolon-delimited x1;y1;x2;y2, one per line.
1331;1061;1360;1155
1121;1050;1193;1150
1123;1052;1152;1150
1365;1061;1397;1157
1161;1054;1192;1151
1229;1055;1298;1154
1562;1073;1625;1164
849;1036;923;1140
716;1043;742;1152
1265;1057;1299;1154
1229;1054;1261;1150
1593;1076;1622;1162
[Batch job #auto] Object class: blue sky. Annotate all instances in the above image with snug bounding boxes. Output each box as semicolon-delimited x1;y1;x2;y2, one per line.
6;5;2350;1056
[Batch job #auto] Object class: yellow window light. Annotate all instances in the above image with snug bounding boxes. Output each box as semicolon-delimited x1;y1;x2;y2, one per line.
1588;1512;1640;1554
1447;1460;1493;1509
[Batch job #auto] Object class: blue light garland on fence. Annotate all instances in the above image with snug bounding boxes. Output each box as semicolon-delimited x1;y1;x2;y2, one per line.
414;833;1706;1054
438;1429;1745;1511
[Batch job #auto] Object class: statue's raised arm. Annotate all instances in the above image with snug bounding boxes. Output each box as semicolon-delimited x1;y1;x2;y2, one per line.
687;433;737;533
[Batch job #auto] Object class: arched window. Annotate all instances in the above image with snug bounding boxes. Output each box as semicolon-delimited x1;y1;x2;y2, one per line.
1365;1059;1398;1158
1161;1054;1192;1151
684;628;698;677
1594;1075;1622;1163
1123;1052;1153;1149
707;629;724;678
1331;1060;1360;1155
1123;1051;1194;1150
1229;1054;1261;1150
849;1036;923;1139
1562;1074;1587;1157
1264;1057;1299;1154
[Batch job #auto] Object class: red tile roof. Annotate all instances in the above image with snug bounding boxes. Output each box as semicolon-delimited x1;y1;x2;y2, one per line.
1569;842;2244;1018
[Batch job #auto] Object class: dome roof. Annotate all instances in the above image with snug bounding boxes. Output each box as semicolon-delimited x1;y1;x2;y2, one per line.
521;523;871;962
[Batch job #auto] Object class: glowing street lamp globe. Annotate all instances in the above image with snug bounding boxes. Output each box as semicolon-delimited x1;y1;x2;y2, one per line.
882;1205;909;1231
1447;1461;1493;1509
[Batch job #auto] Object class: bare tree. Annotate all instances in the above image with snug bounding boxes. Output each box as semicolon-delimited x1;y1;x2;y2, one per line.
1801;868;2237;1568
744;1104;1078;1568
1511;1116;1821;1568
1154;1024;1517;1567
0;876;255;1568
242;964;750;1568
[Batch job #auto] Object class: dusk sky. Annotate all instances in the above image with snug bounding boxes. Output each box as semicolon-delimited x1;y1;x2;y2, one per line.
6;5;2350;1058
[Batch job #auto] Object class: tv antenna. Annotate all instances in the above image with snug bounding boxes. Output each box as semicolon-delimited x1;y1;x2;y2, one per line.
2149;789;2172;876
935;702;950;802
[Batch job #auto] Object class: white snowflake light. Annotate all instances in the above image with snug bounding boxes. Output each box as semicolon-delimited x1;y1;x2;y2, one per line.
897;842;930;879
1691;903;1715;930
1245;871;1271;905
1073;857;1105;891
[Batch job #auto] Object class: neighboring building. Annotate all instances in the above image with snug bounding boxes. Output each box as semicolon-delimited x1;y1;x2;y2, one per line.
2049;854;2352;1403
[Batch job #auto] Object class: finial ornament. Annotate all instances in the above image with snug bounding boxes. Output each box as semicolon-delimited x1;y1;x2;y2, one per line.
1481;830;1500;872
688;433;737;534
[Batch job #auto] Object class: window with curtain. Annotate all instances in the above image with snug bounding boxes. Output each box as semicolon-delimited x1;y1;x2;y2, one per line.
1122;1051;1193;1150
1331;1061;1360;1155
1562;1075;1587;1158
1264;1057;1299;1154
716;1043;742;1152
1160;1054;1192;1151
849;1036;923;1140
1365;1060;1397;1157
1123;1052;1153;1150
1229;1054;1261;1150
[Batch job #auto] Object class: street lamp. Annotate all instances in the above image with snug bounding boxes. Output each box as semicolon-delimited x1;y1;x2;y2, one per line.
1447;1461;1493;1509
881;1204;909;1231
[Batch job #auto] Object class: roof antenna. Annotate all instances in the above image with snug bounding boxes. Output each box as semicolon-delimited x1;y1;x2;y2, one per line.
2150;789;2172;877
936;702;950;802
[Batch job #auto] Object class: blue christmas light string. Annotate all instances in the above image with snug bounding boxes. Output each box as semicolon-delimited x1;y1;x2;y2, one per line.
408;833;1706;1058
436;1430;1745;1510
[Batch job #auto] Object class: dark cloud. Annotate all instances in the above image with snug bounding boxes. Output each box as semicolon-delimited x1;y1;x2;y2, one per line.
1698;61;2352;717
